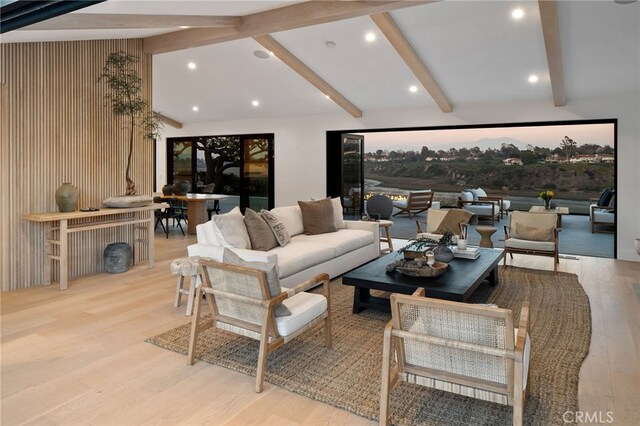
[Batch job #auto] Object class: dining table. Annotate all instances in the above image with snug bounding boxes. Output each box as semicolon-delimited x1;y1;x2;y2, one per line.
156;193;227;235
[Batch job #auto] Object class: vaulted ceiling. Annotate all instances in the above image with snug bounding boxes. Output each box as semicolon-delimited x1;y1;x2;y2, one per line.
2;0;639;126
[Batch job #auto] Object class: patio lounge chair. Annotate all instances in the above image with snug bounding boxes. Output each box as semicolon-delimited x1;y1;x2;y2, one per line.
392;190;434;219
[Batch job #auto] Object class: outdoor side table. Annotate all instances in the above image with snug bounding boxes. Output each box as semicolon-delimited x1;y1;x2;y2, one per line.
476;226;497;248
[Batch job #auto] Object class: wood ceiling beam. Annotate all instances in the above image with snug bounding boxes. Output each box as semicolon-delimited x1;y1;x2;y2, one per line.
370;12;452;113
144;1;433;54
538;0;566;106
253;34;362;118
155;112;182;129
22;14;241;30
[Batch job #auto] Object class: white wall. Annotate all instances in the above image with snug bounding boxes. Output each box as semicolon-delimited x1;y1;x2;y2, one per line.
159;93;640;261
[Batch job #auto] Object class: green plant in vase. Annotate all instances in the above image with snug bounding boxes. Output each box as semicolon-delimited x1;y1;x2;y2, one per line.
399;230;455;260
99;51;162;207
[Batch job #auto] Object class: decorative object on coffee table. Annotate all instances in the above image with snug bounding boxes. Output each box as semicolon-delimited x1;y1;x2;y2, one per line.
433;243;454;263
476;225;497;248
55;182;79;212
103;242;132;273
389;259;448;277
400;230;454;261
99;51;162;206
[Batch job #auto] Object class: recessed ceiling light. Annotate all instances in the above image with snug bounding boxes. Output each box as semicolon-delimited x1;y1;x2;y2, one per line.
192;106;199;112
409;85;418;93
325;95;331;99
253;50;270;59
528;74;539;83
325;41;336;49
187;62;197;70
179;26;190;29
252;100;260;107
365;32;376;42
512;8;525;19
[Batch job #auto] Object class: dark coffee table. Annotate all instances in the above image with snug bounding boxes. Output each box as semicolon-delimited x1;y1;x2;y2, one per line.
342;248;504;313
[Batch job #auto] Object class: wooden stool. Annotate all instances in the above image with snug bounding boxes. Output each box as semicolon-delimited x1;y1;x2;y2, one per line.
378;220;394;254
475;226;497;248
170;256;203;316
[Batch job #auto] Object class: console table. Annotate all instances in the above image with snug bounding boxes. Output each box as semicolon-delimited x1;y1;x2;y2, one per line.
21;204;166;290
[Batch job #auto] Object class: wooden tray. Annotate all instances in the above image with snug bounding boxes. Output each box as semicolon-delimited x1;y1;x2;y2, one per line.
390;260;448;277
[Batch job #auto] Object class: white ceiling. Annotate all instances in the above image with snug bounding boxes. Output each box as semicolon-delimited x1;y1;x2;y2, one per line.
2;0;639;124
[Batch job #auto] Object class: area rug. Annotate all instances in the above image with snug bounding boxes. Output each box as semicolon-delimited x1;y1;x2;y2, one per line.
146;266;591;425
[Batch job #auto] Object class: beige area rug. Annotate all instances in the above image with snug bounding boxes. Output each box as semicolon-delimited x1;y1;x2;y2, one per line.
146;267;591;426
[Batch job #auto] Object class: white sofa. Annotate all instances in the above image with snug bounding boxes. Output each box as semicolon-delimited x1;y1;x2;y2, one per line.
188;205;380;288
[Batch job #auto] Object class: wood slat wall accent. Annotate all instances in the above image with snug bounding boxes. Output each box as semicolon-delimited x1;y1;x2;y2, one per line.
0;40;153;291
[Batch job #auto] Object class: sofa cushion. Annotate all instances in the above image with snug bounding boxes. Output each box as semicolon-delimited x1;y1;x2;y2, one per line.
277;291;327;337
261;209;291;247
593;209;615;223
473;188;488;198
212;207;251;249
504;238;555;251
313;197;346;229
513;223;554;242
270;242;335;278
597;189;614;207
298;198;337;235
244;208;278;251
291;229;374;257
460;191;474;202
270;205;304;236
222;248;291;317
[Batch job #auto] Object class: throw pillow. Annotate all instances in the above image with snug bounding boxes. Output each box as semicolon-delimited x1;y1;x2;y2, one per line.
597;189;613;207
460;190;474;203
298;198;338;235
261;209;291;246
311;197;346;229
222;248;291;317
211;206;251;249
435;209;474;235
513;223;554;242
244;208;278;251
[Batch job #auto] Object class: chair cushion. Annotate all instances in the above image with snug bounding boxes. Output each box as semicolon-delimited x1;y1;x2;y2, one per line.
221;248;291;317
244;208;278;251
211;207;251;249
298;198;338;235
460;191;474;202
597;189;614;207
513;223;553;242
270;205;304;236
276;291;327;337
504;238;555;251
270;242;336;278
473;188;488;198
593;209;615;223
463;204;497;217
291;229;374;257
393;199;408;209
502;200;511;211
261;209;291;247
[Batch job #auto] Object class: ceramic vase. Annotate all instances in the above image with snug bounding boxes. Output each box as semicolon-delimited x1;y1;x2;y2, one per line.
172;180;190;196
162;184;173;195
55;182;79;212
103;242;132;273
433;244;454;263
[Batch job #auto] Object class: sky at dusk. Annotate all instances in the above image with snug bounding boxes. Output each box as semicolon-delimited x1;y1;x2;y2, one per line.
360;123;615;153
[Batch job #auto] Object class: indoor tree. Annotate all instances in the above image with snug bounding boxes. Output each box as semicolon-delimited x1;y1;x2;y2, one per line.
100;51;161;196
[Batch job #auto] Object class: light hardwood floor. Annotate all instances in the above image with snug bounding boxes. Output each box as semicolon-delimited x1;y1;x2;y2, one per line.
1;233;639;425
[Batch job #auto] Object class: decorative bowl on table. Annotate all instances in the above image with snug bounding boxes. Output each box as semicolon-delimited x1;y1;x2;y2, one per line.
387;259;448;277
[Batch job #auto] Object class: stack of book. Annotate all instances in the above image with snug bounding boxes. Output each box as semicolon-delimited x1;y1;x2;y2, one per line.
452;246;480;259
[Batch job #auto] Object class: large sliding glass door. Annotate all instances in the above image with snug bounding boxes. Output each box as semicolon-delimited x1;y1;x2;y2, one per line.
167;133;274;212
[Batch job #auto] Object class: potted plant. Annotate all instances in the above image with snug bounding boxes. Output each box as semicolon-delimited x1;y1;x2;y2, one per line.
100;51;162;207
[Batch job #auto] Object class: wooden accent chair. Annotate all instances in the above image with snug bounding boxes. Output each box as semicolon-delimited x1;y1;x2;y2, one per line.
457;192;500;225
392;190;434;219
188;259;332;393
380;289;530;426
503;211;559;272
